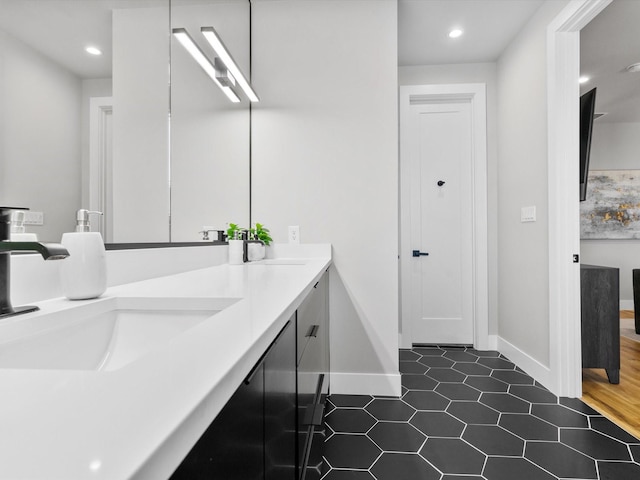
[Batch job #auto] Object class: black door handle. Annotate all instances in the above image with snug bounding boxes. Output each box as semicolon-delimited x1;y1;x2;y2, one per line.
412;250;429;257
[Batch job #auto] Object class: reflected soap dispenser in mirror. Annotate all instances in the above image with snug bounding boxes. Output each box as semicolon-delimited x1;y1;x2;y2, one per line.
60;210;107;300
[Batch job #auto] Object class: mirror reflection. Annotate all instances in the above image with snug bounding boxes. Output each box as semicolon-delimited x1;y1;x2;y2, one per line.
0;0;250;244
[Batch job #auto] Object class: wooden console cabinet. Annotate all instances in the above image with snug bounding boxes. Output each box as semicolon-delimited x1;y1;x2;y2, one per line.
580;264;620;384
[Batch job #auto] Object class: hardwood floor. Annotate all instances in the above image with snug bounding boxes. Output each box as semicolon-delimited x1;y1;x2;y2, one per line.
582;311;640;439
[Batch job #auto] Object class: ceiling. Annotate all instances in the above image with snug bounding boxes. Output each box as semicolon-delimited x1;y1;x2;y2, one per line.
398;0;544;66
2;0;637;123
580;0;640;123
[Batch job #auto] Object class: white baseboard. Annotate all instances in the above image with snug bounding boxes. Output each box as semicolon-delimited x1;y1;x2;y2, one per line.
487;334;498;351
497;336;552;391
621;299;634;310
330;372;402;397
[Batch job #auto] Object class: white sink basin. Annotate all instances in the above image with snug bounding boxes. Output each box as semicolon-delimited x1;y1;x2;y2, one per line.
0;296;239;371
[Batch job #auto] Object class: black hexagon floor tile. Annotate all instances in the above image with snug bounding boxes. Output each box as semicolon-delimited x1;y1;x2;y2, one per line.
322;470;375;480
560;428;631;461
367;422;426;452
477;356;516;370
435;383;481;401
370;453;440;480
483;457;556;480
425;367;466;383
447;400;500;425
453;362;492;376
443;350;478;362
402;390;450;411
325;409;377;433
399;361;429;375
399;349;420;361
525;441;597;479
365;398;415;422
480;392;530;413
418;356;455;368
598;461;640;480
491;369;535;385
329;395;373;408
462;424;525;456
464;375;510;392
414;347;445;356
401;374;438;391
589;416;639;443
419;438;486;475
410;411;465;437
531;404;589;428
324;434;382;469
509;384;558;404
499;413;559;441
321;347;640;480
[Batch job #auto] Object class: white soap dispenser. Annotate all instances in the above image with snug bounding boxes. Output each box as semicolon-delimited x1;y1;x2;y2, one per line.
60;210;107;300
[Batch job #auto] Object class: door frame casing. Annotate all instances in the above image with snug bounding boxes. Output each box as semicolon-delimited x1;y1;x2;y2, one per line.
399;84;489;350
547;0;611;397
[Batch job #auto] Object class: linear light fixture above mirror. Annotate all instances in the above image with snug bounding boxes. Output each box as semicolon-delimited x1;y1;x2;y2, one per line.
201;26;259;103
172;28;241;103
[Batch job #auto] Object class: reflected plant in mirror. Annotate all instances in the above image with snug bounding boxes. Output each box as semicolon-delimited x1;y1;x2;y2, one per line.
0;0;252;246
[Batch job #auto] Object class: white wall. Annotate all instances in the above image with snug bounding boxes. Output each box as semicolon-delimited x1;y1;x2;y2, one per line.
398;63;499;336
496;0;570;368
251;0;400;395
112;6;170;243
0;28;81;241
581;122;640;306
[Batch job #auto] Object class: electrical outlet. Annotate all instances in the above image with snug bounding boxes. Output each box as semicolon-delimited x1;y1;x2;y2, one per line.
288;226;300;244
23;211;44;225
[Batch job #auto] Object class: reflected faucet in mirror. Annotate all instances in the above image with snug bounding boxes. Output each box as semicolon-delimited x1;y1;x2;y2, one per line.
0;207;69;319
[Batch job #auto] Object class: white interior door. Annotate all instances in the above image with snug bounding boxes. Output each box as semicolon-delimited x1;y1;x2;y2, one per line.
407;100;474;345
89;97;113;242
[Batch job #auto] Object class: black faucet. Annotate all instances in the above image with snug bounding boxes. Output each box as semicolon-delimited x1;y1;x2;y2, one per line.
0;207;70;319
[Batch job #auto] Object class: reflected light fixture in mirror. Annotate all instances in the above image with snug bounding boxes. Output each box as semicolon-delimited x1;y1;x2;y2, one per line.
172;27;240;103
201;26;259;102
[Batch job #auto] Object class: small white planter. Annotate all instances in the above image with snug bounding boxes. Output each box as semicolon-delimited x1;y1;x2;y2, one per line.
248;242;266;261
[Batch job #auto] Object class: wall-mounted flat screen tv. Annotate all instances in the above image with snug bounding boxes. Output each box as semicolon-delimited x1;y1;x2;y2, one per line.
580;88;597;201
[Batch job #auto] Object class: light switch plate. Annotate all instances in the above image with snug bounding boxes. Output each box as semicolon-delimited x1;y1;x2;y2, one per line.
521;206;536;223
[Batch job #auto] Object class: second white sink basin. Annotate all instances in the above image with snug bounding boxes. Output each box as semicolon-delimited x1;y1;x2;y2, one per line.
0;296;239;371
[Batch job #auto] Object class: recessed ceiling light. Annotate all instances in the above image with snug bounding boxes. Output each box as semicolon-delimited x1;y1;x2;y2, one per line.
85;46;102;56
448;28;463;39
579;76;590;84
626;62;640;73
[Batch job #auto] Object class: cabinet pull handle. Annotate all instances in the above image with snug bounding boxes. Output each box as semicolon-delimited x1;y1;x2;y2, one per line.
313;281;319;289
306;325;319;338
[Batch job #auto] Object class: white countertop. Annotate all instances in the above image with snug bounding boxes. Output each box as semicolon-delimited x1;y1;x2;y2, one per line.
0;246;331;480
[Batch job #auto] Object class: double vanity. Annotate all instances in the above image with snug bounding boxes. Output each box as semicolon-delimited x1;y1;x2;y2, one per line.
0;246;331;479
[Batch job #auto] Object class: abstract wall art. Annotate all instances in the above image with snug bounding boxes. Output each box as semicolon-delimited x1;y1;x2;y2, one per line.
580;170;640;239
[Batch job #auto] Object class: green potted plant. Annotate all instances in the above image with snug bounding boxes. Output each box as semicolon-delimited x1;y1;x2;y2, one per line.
247;223;272;261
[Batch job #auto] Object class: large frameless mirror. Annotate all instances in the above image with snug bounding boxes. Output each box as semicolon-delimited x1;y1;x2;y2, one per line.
0;0;251;245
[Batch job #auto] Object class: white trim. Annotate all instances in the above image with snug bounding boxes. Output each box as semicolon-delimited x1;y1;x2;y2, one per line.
89;96;113;240
547;0;611;397
487;334;498;351
498;336;552;389
330;372;401;397
399;83;489;351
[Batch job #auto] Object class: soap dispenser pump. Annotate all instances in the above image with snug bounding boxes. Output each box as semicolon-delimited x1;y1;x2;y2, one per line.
60;210;107;300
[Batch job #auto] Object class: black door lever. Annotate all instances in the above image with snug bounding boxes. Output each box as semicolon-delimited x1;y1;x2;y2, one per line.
412;250;429;257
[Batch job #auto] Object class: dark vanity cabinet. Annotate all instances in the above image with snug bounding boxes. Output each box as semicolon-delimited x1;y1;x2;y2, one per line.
170;317;297;480
169;269;330;480
296;272;329;480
